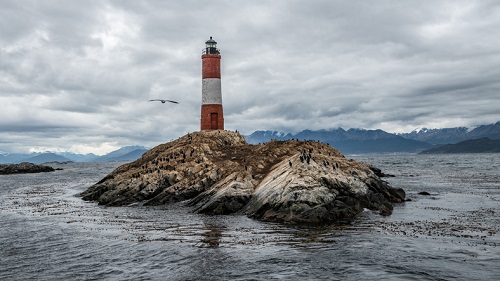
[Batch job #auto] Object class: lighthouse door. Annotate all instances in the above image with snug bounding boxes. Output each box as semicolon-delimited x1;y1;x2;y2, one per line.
210;113;218;130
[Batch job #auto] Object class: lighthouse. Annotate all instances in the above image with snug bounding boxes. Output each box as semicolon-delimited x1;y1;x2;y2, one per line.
200;37;224;130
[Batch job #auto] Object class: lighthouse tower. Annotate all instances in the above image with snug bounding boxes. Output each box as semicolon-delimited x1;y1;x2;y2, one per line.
200;37;224;130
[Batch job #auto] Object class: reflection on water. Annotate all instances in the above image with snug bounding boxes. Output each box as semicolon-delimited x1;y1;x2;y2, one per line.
199;217;225;248
1;155;499;280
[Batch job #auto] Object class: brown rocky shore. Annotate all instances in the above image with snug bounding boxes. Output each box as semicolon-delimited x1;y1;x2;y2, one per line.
81;130;405;224
0;162;55;175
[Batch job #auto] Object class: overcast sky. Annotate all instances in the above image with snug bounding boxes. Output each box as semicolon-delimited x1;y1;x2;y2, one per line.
1;0;500;154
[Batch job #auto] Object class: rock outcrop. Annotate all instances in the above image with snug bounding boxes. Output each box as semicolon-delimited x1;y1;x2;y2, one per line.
0;162;55;175
81;130;405;224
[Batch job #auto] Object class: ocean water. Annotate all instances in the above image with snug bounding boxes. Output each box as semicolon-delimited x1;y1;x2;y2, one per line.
0;154;499;281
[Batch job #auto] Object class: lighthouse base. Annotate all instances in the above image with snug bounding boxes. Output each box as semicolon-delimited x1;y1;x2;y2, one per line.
201;104;224;130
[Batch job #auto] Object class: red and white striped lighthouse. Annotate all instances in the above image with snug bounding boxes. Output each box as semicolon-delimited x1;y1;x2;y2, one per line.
200;37;224;130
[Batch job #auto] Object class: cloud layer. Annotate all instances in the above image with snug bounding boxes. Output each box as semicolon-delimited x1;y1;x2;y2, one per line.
1;0;500;154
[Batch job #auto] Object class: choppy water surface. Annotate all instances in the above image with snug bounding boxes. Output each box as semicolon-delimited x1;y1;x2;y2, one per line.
1;155;499;280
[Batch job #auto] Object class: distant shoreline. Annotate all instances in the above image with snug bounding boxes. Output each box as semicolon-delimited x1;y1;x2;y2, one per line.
419;137;500;154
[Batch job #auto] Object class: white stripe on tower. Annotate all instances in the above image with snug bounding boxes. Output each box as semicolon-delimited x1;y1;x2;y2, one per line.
202;78;222;104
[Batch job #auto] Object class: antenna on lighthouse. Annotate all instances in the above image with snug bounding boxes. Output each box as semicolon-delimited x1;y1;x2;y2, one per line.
200;37;224;130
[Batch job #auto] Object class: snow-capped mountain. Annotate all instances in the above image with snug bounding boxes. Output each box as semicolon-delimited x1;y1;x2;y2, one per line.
399;122;500;144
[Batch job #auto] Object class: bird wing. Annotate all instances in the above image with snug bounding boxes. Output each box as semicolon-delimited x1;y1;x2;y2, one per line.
149;99;178;104
164;100;179;104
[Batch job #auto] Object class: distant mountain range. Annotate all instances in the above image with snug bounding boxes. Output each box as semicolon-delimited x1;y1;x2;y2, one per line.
0;146;148;164
398;122;500;144
246;128;431;154
2;122;499;161
245;121;500;154
91;146;149;162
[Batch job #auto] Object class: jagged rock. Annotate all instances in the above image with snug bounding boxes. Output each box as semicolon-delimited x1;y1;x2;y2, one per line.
0;162;55;175
81;130;405;224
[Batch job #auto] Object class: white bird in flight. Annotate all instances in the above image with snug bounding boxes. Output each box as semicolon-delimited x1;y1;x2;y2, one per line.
149;99;179;104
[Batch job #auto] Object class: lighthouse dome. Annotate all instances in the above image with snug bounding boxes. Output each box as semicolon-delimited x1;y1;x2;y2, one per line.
205;36;217;45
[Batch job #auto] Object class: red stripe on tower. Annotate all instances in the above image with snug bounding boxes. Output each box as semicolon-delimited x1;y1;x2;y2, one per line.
201;37;224;130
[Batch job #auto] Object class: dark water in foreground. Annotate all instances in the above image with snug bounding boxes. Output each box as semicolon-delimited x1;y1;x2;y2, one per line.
1;154;499;280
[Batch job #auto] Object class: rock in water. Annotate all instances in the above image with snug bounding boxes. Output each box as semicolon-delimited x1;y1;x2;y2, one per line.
81;130;405;224
0;162;55;175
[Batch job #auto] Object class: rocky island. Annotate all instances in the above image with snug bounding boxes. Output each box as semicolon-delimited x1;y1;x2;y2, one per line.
0;162;55;175
82;130;405;224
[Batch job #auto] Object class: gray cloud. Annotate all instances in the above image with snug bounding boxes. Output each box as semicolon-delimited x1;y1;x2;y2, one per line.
1;0;500;154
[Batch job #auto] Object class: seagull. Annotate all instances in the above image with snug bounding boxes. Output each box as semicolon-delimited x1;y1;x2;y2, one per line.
149;99;179;104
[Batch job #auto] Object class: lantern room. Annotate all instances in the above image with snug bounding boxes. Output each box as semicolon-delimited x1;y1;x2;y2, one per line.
203;36;220;55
